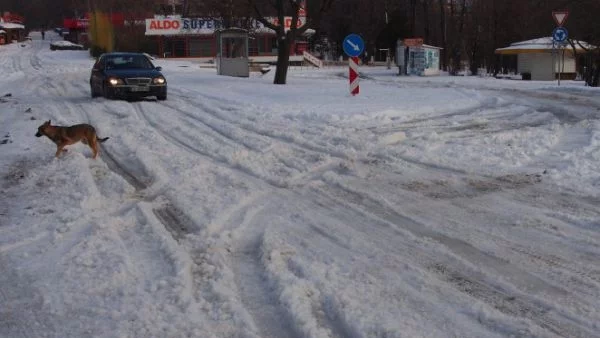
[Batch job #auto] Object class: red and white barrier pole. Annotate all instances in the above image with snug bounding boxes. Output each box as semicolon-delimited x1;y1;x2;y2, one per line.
349;56;359;96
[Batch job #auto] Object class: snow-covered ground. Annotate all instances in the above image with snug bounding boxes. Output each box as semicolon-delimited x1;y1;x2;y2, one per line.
1;31;600;338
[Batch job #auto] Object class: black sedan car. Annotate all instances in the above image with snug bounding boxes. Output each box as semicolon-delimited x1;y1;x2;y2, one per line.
90;52;167;100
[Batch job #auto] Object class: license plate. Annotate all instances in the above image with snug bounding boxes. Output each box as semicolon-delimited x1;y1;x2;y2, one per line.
131;86;149;92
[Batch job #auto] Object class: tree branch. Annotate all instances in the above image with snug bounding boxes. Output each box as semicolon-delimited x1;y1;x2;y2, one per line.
247;0;279;31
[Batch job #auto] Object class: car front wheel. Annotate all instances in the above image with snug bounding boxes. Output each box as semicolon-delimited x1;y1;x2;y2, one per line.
91;85;99;98
103;84;113;99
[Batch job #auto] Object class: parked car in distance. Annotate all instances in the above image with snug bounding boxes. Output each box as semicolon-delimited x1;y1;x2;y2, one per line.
50;40;85;50
90;52;167;101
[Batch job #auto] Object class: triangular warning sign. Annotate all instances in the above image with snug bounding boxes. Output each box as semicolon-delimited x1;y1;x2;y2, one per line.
552;11;569;26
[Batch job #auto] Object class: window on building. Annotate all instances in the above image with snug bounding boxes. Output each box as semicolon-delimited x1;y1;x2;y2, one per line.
173;39;185;57
249;36;271;55
248;37;258;56
189;37;213;57
258;36;269;54
271;37;278;54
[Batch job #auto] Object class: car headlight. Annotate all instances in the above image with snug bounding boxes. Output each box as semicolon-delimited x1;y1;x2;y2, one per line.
108;77;124;86
153;76;166;85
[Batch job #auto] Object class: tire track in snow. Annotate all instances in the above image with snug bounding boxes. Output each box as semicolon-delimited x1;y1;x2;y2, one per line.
11;52;23;74
77;101;229;327
158;100;262;152
161;96;340;170
147;100;318;185
220;194;351;338
357;72;600;111
162;91;361;188
466;214;600;292
78;102;192;245
430;264;596;338
28;42;43;71
145;99;253;151
74;102;152;192
168;89;518;189
281;214;356;338
152;203;191;243
311;182;595;337
133;102;292;188
166;90;352;160
228;202;300;338
133;101;238;162
100;144;148;191
510;245;600;287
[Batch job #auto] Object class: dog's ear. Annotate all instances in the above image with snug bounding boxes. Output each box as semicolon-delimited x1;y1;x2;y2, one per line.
46;120;51;125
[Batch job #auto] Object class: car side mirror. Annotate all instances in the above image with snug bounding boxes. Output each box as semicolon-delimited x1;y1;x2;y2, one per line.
155;66;162;71
92;67;101;72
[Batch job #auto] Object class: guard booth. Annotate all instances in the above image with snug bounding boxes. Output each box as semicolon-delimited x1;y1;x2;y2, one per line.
396;38;441;76
216;28;249;77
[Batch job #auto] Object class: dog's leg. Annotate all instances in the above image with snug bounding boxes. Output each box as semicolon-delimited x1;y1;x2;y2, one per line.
55;145;65;157
90;138;98;159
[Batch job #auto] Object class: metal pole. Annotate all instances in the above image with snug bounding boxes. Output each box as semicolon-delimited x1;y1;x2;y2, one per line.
558;59;561;86
558;44;561;86
562;47;565;81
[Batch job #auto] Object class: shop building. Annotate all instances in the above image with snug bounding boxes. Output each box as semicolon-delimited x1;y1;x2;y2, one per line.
145;16;309;62
495;37;593;80
0;12;26;43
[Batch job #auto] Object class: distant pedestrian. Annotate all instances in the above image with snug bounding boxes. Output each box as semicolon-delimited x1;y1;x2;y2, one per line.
41;30;45;40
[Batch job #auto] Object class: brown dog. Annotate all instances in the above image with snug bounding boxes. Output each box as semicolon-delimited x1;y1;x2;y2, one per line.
35;120;109;158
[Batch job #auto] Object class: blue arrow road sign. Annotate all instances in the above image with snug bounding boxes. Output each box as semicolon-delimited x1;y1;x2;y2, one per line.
552;27;568;43
343;34;365;57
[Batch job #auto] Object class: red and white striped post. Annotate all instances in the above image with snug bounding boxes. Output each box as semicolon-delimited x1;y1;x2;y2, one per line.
349;56;359;95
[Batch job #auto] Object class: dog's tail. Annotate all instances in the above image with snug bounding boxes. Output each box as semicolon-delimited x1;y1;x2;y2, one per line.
97;137;109;143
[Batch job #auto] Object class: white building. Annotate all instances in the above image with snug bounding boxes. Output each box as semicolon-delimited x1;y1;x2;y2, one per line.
495;37;592;81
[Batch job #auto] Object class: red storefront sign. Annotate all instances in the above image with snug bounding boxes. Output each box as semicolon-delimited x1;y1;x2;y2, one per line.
63;18;89;29
63;13;125;30
148;19;181;30
404;38;424;47
271;17;305;29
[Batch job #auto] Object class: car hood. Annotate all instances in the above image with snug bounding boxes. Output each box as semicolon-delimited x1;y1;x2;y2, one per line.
104;69;164;78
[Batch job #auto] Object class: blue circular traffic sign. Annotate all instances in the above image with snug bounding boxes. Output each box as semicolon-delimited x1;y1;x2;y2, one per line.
343;34;365;57
552;27;568;43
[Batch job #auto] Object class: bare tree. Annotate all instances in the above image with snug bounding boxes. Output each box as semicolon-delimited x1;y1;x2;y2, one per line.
437;0;447;70
248;0;335;84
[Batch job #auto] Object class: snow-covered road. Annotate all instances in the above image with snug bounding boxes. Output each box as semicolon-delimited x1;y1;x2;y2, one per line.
1;32;600;338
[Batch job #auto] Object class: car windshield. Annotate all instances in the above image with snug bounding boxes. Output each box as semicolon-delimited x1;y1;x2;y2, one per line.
104;55;154;70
